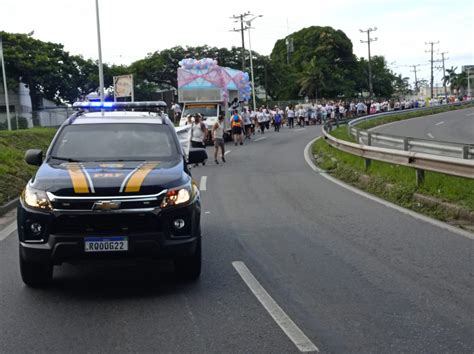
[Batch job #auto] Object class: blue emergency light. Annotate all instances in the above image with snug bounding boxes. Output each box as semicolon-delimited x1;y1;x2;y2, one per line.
72;101;168;110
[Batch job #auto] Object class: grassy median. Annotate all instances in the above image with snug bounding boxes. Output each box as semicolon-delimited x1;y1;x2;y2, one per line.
0;128;57;206
312;134;474;226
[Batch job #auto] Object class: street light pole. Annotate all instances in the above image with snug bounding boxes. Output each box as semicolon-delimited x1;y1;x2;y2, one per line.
95;0;105;105
0;36;11;131
245;15;262;111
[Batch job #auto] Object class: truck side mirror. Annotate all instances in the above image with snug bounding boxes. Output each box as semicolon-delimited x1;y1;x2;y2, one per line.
25;149;43;166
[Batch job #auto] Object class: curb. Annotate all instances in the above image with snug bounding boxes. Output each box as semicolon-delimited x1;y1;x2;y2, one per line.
0;198;19;216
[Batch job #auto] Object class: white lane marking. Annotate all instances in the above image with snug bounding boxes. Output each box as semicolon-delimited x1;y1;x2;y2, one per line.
204;211;211;214
294;128;306;132
199;176;207;191
232;261;319;352
466;112;474;116
427;133;435;139
254;137;267;142
304;137;474;240
224;150;232;156
0;222;17;242
435;121;445;126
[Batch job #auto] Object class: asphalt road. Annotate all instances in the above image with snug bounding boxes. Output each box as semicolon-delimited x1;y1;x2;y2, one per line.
1;125;473;353
372;107;474;144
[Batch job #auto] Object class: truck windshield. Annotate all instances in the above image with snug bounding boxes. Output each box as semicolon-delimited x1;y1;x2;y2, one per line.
50;123;179;162
183;104;218;118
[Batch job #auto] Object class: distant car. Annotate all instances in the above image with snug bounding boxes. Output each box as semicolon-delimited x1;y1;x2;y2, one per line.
17;101;207;287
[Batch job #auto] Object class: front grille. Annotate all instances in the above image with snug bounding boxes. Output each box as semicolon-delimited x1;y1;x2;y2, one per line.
51;198;163;210
51;213;161;235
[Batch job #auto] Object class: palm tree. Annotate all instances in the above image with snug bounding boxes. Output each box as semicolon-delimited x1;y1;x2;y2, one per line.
297;57;325;99
451;72;468;96
443;66;458;92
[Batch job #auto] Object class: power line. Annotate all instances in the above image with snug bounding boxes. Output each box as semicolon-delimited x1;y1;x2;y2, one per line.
360;27;377;98
425;40;439;99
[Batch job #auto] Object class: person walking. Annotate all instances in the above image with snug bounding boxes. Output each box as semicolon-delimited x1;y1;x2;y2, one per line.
263;108;271;131
257;108;266;134
250;108;257;135
191;114;207;148
274;109;282;132
242;108;252;140
287;105;295;128
231;110;244;146
171;102;182;124
190;114;207;166
212;114;226;164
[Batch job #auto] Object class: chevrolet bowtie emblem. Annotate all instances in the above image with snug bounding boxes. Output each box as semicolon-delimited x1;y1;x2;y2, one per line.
93;200;121;210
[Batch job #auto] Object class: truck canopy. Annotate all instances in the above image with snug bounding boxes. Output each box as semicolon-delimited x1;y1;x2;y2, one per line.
177;58;251;103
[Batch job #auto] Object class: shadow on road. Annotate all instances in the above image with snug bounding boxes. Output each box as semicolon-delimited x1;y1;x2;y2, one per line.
35;261;201;300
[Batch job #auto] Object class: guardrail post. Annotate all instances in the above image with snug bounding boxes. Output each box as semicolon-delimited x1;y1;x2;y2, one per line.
347;124;351;137
462;146;469;159
356;129;360;144
416;169;425;186
364;158;371;170
367;132;372;146
403;138;409;151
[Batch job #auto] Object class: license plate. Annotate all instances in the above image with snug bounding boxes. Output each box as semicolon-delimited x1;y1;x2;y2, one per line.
84;237;128;253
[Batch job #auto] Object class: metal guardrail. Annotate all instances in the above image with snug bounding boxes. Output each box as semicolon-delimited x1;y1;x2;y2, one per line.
347;101;474;160
322;103;474;181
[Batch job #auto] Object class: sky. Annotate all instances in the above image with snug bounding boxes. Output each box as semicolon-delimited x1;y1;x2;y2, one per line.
1;0;473;89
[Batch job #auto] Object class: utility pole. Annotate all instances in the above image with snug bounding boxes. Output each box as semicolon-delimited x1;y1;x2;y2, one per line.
245;15;263;111
425;41;439;99
438;51;449;101
0;35;11;130
231;12;251;72
410;64;421;94
360;27;377;99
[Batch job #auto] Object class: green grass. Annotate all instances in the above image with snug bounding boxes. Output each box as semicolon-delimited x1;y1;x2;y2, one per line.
327;126;355;142
356;103;473;130
0;128;57;205
313;138;474;216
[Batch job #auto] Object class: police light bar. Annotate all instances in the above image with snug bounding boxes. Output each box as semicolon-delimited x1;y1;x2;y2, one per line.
72;101;168;110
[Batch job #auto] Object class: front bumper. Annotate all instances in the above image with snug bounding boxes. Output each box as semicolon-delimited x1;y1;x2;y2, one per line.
17;201;200;265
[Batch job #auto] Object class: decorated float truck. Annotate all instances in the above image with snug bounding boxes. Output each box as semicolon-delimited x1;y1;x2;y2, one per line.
178;58;251;142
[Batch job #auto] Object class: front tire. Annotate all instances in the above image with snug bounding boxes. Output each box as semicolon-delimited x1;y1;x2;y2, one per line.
174;237;201;280
19;249;53;288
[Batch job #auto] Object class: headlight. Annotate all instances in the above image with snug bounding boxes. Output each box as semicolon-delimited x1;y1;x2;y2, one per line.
22;185;52;211
160;184;193;208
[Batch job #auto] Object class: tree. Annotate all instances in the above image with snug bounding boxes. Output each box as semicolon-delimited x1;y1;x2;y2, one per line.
269;26;358;99
297;58;325;98
0;32;92;108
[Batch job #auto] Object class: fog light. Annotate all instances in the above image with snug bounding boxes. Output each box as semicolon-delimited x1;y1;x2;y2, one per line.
30;222;42;235
173;219;185;230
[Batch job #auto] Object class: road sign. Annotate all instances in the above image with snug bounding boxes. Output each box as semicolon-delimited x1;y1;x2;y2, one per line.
113;74;134;101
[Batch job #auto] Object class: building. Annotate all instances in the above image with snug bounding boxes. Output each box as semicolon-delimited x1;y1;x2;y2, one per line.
0;82;71;129
0;82;33;128
419;85;451;98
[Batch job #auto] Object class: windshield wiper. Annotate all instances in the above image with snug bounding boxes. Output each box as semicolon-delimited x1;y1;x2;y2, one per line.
49;156;82;163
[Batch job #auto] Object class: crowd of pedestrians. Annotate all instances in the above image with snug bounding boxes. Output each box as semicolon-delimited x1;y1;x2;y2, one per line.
182;96;455;166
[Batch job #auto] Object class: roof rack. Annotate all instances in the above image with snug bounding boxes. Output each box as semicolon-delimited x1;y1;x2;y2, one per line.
72;101;168;111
